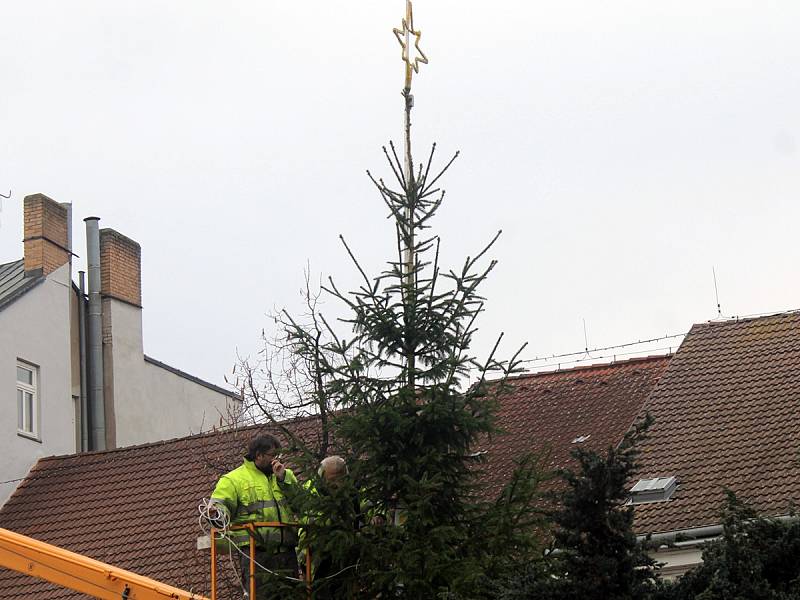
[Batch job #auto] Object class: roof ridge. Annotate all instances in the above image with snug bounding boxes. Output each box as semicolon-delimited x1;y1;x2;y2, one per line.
501;354;673;382
694;309;800;328
32;427;241;465
143;354;240;399
34;412;327;464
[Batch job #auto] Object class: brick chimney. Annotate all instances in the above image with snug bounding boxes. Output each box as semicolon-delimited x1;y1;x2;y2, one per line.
23;194;70;276
99;229;142;307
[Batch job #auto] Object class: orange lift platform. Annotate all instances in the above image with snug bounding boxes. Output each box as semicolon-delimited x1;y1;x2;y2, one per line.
210;522;312;600
1;523;311;599
0;527;207;599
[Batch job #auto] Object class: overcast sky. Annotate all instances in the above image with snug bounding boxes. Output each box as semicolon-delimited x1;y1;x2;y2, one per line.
2;1;798;387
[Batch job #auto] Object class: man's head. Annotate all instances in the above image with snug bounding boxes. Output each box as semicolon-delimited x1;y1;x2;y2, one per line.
319;455;348;486
246;433;281;473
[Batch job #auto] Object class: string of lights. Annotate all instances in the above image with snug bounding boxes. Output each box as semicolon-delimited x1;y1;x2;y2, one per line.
523;345;677;373
518;332;687;365
515;308;800;373
0;476;25;486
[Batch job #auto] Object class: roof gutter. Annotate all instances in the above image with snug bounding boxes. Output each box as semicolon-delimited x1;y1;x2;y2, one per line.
638;514;798;547
638;524;722;546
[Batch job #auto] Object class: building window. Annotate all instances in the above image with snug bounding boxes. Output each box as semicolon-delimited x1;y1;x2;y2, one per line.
16;361;39;439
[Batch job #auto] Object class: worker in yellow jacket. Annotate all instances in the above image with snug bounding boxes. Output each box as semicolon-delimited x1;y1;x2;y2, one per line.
300;456;368;599
210;433;299;599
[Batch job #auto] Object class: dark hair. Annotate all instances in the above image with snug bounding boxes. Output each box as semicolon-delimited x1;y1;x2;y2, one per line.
245;433;281;460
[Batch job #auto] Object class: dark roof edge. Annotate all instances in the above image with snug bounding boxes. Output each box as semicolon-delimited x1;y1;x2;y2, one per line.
32;411;325;465
0;258;22;270
144;354;241;399
500;354;673;383
637;521;723;545
636;513;799;545
0;273;46;312
29;424;255;466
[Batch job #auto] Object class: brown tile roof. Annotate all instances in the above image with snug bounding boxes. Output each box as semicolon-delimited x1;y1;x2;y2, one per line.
480;356;672;499
633;312;800;535
6;312;800;593
0;356;671;598
0;420;320;599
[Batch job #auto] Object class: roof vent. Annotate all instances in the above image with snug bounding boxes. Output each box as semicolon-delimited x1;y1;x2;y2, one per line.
571;435;591;444
466;450;489;458
628;476;677;505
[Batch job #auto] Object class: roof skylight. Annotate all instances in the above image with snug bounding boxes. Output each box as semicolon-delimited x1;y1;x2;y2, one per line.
628;476;677;505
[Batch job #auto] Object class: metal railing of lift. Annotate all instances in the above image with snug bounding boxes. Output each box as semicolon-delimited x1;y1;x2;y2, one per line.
210;522;312;600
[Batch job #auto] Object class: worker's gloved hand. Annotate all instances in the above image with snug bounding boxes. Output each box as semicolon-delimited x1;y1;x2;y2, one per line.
204;502;229;530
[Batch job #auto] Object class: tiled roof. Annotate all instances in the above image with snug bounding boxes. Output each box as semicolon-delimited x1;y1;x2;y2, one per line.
479;356;671;499
633;312;800;535
0;421;320;599
5;311;800;592
0;259;44;312
0;357;670;598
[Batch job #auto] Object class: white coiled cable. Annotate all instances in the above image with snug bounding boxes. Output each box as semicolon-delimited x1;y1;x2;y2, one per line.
198;497;230;534
197;497;304;584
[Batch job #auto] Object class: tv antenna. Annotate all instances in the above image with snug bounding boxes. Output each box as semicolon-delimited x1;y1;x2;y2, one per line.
583;318;590;355
712;267;722;317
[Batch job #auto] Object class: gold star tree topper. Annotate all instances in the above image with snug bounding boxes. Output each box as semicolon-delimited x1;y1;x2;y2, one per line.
393;0;428;89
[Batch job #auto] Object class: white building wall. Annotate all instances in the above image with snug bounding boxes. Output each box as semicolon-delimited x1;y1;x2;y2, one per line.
650;546;704;580
105;299;237;448
0;264;74;505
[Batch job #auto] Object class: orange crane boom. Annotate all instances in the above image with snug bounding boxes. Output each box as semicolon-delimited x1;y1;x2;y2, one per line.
0;527;208;600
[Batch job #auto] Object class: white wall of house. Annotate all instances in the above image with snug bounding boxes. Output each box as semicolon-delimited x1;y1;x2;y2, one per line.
0;264;75;505
650;545;704;580
104;299;237;448
2;196;239;507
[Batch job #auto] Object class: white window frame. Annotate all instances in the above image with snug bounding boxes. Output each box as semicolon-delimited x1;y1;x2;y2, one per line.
16;360;40;441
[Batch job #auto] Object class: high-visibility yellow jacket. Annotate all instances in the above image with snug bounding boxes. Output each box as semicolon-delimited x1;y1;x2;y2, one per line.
211;459;298;550
297;480;371;574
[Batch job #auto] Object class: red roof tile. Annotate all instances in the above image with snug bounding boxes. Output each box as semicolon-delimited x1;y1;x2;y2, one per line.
0;355;680;598
633;312;800;535
7;313;799;595
0;420;320;599
480;356;671;499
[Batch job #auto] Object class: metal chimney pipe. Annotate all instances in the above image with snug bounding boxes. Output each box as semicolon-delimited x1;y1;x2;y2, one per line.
78;270;89;452
84;217;106;451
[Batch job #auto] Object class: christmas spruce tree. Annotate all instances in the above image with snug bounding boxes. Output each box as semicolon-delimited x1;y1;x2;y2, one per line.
497;416;659;600
270;2;547;597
